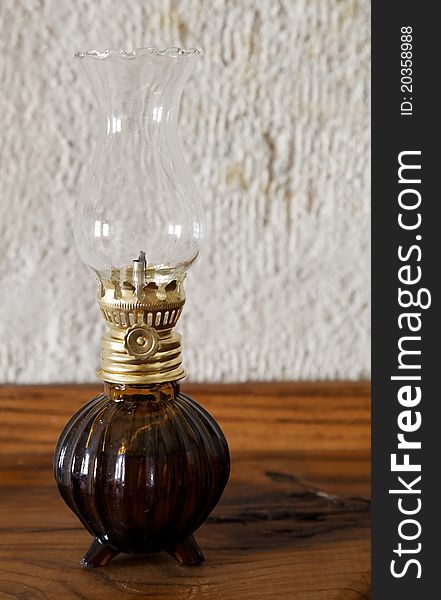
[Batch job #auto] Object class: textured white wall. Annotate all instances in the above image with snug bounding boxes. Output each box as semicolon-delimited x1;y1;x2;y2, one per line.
0;0;370;383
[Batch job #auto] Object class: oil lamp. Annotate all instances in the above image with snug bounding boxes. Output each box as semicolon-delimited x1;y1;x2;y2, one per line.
54;47;230;568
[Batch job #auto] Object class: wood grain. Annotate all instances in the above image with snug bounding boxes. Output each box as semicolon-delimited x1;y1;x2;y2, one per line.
0;382;370;454
0;383;370;599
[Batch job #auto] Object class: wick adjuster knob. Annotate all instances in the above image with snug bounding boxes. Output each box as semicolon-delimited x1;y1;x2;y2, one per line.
124;324;159;359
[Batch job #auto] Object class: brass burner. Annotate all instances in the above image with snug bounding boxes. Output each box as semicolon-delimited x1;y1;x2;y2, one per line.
95;254;187;384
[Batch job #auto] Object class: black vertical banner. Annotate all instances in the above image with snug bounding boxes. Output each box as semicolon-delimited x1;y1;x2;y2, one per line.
372;2;439;597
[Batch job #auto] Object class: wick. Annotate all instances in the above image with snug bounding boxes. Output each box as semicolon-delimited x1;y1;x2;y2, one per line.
135;251;146;265
133;251;146;296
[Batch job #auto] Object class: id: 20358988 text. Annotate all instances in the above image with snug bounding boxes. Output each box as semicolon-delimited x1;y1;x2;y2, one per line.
401;26;413;116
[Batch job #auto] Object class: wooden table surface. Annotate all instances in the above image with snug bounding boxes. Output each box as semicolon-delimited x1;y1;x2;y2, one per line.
0;383;370;599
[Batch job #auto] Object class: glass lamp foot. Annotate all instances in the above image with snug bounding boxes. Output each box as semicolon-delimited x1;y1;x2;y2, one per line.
166;535;205;565
80;534;204;568
81;538;120;568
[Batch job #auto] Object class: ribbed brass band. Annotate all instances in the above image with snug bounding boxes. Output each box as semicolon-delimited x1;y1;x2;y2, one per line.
97;328;186;384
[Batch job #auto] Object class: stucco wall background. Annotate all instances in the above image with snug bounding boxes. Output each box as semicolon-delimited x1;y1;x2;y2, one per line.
0;0;370;383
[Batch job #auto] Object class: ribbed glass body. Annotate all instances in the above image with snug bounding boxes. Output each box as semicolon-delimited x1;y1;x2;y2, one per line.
54;382;230;564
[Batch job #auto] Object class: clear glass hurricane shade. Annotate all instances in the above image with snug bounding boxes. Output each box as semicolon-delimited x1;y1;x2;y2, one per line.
73;48;204;280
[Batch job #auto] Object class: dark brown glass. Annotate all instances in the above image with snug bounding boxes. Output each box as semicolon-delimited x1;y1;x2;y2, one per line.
54;382;230;567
